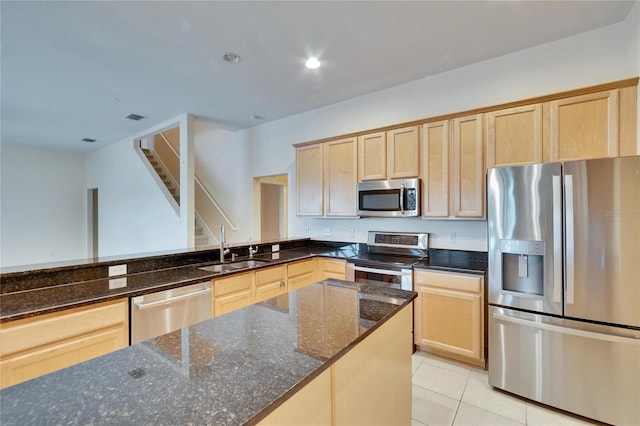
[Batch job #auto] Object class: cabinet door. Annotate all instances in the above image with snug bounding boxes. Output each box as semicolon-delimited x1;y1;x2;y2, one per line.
549;90;619;161
387;126;420;179
325;137;358;216
451;114;485;218
0;299;128;389
255;265;287;303
296;144;324;215
413;270;484;367
422;121;449;217
213;272;255;317
486;104;542;167
358;132;387;181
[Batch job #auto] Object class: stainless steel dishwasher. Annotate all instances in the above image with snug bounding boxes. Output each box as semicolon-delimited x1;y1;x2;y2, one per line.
130;282;212;344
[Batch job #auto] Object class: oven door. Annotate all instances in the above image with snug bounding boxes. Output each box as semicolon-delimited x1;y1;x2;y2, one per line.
346;262;413;291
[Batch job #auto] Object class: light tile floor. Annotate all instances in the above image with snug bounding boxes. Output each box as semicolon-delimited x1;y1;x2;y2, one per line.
411;352;600;426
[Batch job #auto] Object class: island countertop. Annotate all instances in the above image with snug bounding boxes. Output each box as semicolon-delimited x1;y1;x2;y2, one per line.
0;279;417;425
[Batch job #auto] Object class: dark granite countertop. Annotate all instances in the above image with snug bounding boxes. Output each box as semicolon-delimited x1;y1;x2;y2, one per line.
0;279;417;426
0;244;353;322
414;249;488;275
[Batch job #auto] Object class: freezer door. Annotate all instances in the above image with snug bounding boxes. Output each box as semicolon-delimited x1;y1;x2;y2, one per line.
487;163;563;315
564;156;640;328
489;307;640;426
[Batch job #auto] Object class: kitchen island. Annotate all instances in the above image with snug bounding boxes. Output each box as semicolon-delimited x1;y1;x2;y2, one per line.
0;279;416;425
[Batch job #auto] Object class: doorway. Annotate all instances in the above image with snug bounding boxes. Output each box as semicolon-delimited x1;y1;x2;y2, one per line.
253;174;288;241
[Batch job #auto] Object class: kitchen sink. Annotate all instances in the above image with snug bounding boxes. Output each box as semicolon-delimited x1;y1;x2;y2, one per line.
198;259;269;273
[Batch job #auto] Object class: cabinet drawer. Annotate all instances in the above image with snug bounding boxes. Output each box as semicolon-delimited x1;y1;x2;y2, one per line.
0;299;128;358
287;259;316;278
255;265;286;286
414;269;482;293
214;272;255;297
318;258;346;274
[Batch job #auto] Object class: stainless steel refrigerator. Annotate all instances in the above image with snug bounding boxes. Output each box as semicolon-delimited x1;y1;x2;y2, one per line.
487;156;640;426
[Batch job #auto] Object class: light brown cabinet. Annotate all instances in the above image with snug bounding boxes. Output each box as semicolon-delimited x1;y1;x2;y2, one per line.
316;257;346;281
287;258;317;291
261;304;412;426
0;298;129;389
255;265;287;303
358;126;420;181
486;104;543;167
213;271;255;317
548;89;619;162
414;269;485;368
324;137;358;216
296;143;324;216
422;114;485;219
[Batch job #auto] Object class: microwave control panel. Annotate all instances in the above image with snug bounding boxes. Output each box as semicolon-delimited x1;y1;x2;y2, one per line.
406;188;417;211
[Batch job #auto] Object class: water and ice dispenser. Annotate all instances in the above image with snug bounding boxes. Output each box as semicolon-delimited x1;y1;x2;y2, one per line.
499;239;546;296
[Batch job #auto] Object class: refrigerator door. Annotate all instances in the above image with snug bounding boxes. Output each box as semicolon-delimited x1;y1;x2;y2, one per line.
564;156;640;328
489;307;640;426
487;163;563;315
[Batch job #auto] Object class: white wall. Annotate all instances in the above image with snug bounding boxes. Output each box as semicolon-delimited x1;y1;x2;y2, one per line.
0;144;87;267
242;9;640;252
85;137;183;258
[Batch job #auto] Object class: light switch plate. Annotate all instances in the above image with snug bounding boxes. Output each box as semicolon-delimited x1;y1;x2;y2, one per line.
272;244;280;252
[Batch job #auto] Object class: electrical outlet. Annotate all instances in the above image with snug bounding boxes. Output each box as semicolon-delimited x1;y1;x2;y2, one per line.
109;277;127;289
323;228;331;236
348;228;355;238
304;226;309;236
272;244;280;252
449;232;456;243
108;264;127;277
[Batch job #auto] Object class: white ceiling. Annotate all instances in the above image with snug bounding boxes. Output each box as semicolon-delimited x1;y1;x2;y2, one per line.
1;1;636;153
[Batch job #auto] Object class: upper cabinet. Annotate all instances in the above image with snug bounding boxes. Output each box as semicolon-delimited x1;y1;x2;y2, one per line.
486;104;542;168
548;90;619;161
296;137;358;217
422;114;485;219
358;126;420;181
296;143;324;216
358;132;387;181
324;137;358;216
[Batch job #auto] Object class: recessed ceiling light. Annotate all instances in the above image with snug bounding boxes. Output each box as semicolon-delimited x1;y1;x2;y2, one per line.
223;52;241;63
81;138;96;143
305;57;321;69
125;113;145;121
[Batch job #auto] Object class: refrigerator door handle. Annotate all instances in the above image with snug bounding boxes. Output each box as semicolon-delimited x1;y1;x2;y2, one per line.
492;311;640;346
565;174;575;305
552;175;562;304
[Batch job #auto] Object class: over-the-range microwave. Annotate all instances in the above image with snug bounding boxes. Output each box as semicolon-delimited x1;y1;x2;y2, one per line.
357;178;420;217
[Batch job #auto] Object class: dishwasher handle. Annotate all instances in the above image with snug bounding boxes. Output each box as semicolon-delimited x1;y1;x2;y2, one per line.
134;286;211;310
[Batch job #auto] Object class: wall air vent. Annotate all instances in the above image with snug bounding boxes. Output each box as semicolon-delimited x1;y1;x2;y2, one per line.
81;138;96;143
125;113;145;121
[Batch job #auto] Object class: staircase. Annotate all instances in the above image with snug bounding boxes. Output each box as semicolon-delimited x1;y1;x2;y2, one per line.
141;148;213;247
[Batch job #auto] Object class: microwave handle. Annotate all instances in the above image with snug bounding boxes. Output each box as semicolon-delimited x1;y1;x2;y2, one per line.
399;185;405;212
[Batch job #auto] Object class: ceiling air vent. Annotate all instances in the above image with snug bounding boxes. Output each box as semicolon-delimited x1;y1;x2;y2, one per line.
125;113;145;121
81;138;96;143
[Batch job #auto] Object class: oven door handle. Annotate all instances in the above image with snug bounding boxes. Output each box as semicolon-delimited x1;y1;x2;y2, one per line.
349;264;412;276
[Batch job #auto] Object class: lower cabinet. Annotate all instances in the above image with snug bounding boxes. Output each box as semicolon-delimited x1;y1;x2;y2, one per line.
0;298;129;389
255;265;287;303
316;257;346;281
286;258;317;291
414;269;485;368
213;272;255;317
259;304;412;425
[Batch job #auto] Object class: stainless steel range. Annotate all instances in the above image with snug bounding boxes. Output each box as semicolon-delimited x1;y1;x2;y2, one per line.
346;231;428;291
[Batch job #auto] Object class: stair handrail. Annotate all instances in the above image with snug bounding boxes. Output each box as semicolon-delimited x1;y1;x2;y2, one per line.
158;132;239;231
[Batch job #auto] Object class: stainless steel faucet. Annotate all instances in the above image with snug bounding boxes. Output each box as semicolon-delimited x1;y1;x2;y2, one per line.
248;237;258;258
219;224;230;263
